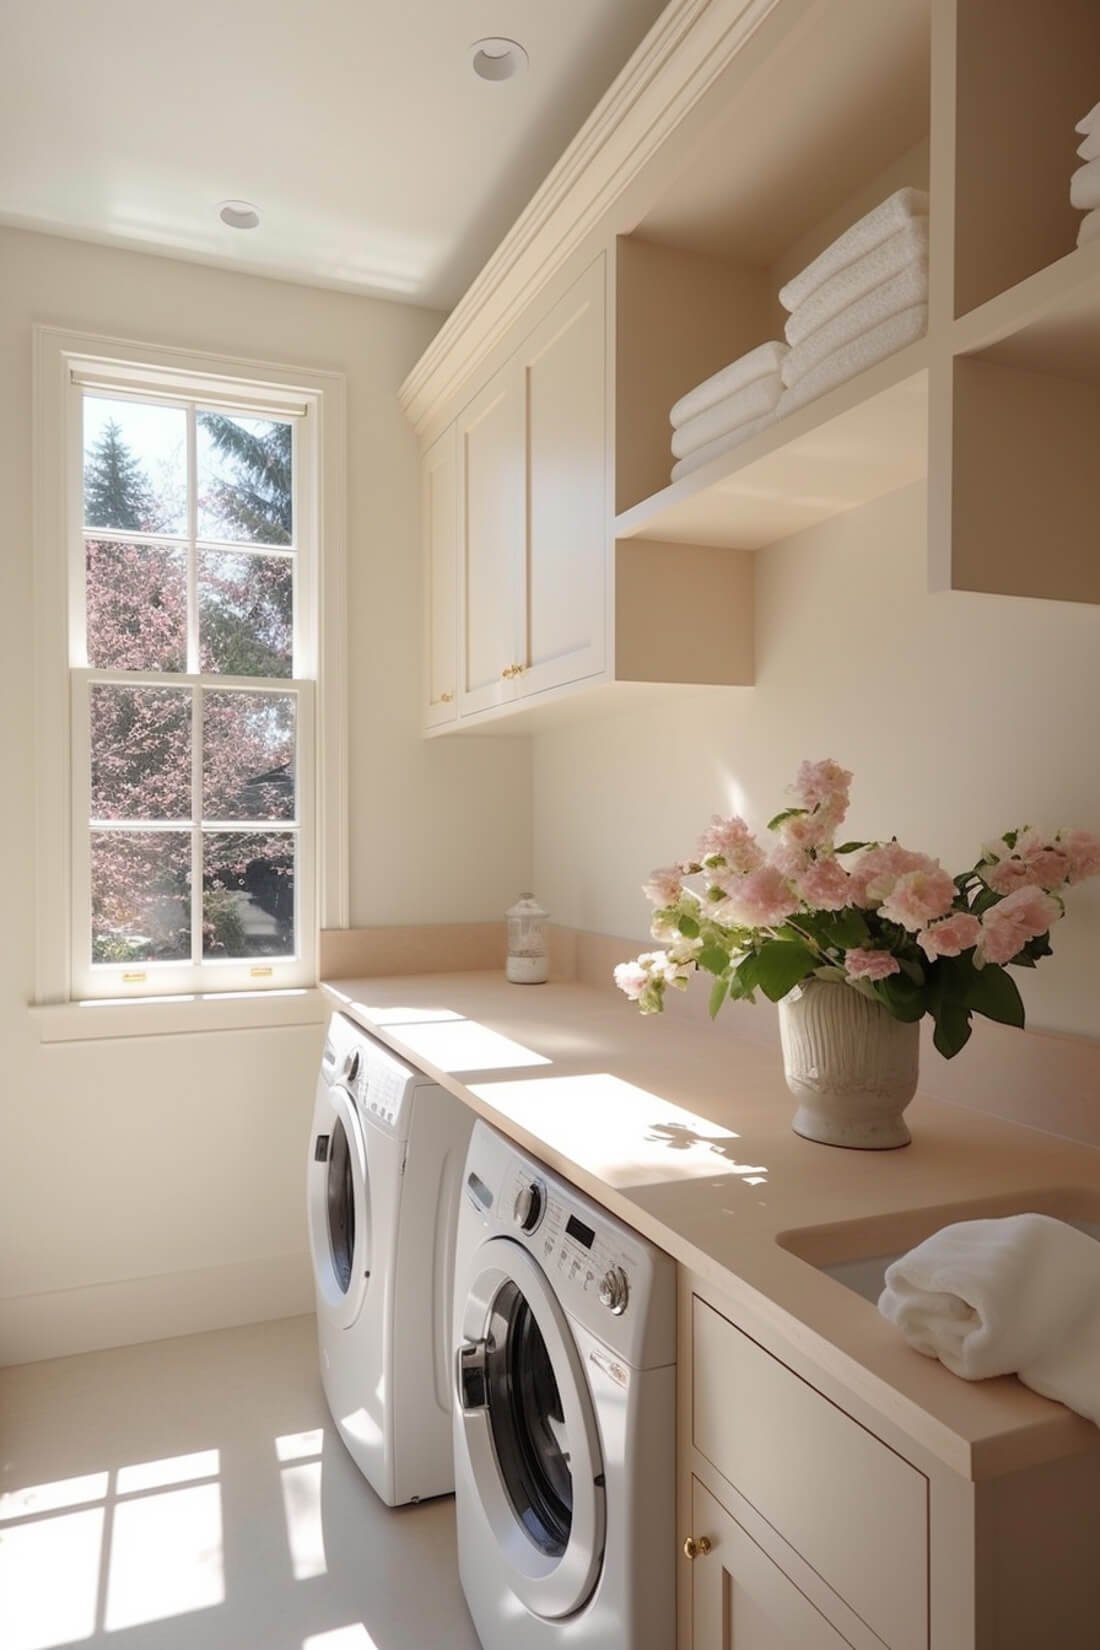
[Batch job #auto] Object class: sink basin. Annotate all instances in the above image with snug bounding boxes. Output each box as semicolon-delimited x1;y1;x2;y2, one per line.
823;1220;1100;1304
778;1188;1100;1305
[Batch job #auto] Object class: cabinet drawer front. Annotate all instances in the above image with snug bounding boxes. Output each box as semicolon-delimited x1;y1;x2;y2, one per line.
693;1298;927;1650
692;1477;855;1650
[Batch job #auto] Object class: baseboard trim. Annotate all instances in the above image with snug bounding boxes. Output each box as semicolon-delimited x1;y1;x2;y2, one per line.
0;1250;313;1367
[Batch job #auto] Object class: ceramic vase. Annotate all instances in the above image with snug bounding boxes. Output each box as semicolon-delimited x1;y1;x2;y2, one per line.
777;978;918;1150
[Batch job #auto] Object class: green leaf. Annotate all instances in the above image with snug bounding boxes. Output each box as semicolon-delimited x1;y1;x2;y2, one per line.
833;841;868;856
767;807;807;831
677;915;700;938
698;945;730;976
708;975;730;1019
873;973;925;1022
753;939;817;1003
932;998;973;1058
822;908;871;950
964;963;1025;1028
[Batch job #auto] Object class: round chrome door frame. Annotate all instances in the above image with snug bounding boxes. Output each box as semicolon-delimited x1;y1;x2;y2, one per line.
308;1081;371;1329
456;1235;606;1620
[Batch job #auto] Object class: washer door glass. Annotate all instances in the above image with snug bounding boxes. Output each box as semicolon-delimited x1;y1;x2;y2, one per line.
326;1116;356;1294
485;1279;572;1557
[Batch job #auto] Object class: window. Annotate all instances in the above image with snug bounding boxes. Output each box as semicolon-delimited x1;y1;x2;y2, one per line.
34;331;347;1005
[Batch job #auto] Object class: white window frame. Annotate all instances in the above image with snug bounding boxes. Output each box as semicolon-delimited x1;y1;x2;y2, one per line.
33;326;348;1007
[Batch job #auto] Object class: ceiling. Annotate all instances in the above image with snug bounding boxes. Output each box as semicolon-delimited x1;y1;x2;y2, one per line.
0;0;665;309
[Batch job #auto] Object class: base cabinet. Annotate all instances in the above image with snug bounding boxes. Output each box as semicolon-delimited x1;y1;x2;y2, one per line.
689;1478;853;1650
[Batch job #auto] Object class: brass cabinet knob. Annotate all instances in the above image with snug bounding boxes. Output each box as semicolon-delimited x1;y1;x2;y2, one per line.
439;691;453;703
683;1535;712;1560
500;663;526;680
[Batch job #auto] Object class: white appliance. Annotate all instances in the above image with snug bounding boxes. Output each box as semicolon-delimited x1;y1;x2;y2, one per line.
308;1011;472;1505
452;1121;676;1649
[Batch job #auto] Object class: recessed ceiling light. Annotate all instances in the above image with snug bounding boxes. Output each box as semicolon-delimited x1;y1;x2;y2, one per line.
470;37;528;81
219;200;260;231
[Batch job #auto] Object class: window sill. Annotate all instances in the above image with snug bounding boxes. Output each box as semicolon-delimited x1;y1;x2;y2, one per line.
32;987;328;1043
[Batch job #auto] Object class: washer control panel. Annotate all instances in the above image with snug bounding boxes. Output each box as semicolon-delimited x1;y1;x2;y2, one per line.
508;1166;637;1320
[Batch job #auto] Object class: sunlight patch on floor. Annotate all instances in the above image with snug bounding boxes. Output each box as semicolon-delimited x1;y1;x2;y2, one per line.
281;1461;327;1580
0;1506;104;1650
104;1482;224;1631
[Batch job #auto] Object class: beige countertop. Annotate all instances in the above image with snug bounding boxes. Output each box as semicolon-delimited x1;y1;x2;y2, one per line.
321;970;1100;1481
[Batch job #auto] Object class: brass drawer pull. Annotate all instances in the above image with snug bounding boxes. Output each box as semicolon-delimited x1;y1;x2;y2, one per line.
439;691;454;703
683;1535;712;1560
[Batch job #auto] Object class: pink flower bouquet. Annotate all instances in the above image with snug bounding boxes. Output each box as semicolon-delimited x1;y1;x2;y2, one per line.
615;760;1100;1058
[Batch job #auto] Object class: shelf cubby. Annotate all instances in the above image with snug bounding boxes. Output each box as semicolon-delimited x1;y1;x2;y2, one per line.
951;0;1100;318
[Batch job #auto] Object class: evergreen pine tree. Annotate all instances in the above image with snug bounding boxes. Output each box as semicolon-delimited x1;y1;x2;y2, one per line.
200;413;292;544
84;419;157;531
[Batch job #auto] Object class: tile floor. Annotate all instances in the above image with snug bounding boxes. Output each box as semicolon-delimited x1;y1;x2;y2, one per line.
0;1314;482;1650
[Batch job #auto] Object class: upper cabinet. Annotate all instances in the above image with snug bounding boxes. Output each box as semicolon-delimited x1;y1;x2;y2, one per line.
412;0;1100;736
421;426;458;729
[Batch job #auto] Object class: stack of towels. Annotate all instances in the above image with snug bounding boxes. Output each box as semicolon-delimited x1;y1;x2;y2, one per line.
878;1212;1100;1427
668;340;788;481
776;186;929;416
1071;97;1100;248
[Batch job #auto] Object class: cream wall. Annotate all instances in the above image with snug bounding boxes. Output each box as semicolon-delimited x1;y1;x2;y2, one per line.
0;225;531;1363
533;482;1100;1038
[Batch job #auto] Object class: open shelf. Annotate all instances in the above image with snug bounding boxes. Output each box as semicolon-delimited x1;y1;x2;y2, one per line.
952;236;1100;378
614;341;928;551
952;0;1100;319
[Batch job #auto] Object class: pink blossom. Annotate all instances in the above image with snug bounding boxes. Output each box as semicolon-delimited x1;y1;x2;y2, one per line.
795;856;852;911
776;809;834;853
845;948;901;980
793;758;852;821
878;866;956;931
613;960;649;1001
983;830;1071;894
716;865;799;929
1057;829;1100;884
917;912;982;959
978;887;1061;966
642;865;684;907
697;814;765;875
770;839;811;880
849;842;937;908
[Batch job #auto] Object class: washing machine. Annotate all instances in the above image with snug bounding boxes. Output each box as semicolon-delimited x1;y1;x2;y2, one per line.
307;1010;473;1506
452;1121;676;1649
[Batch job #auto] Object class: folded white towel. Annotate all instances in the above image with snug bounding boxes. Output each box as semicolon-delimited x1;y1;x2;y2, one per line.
1078;126;1100;163
1078;208;1100;249
777;304;927;417
1070;156;1100;211
782;261;929;388
670;412;777;482
670;374;783;458
785;220;930;347
670;341;789;428
879;1214;1100;1426
1076;98;1100;136
779;187;929;314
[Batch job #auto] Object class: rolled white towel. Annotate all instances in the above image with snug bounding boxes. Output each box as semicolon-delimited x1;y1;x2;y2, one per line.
1078;126;1100;163
1076;98;1100;136
1078;208;1100;249
1070;156;1100;211
879;1213;1100;1426
670;341;789;428
779;187;929;314
670;374;783;459
785;219;929;347
782;261;929;389
777;304;927;417
670;412;777;483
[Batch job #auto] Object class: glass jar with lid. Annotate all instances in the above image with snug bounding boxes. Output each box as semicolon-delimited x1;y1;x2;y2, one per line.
506;894;549;984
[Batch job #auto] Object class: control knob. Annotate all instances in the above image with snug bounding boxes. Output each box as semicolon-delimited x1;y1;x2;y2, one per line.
598;1265;629;1315
513;1180;545;1233
342;1049;361;1082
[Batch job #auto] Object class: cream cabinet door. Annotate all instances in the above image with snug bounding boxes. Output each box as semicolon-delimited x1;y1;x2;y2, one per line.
515;254;608;699
456;364;526;717
689;1480;854;1650
422;426;458;730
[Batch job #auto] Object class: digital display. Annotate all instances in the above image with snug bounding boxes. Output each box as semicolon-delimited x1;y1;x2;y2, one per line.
467;1171;493;1209
566;1213;595;1250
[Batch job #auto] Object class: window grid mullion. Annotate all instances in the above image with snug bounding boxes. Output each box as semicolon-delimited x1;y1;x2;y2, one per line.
186;405;199;675
191;684;203;968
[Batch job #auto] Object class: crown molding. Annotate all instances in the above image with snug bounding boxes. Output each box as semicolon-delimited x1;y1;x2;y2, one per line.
398;0;784;434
